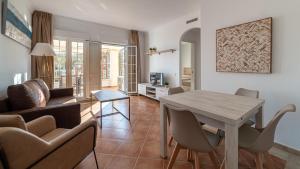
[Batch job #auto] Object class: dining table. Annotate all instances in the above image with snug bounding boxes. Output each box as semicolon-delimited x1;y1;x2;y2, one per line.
160;90;265;169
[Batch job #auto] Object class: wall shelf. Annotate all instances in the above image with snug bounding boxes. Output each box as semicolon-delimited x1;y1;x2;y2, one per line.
146;49;176;56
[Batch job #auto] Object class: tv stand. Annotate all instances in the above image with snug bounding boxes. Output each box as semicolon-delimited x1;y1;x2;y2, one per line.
138;83;169;101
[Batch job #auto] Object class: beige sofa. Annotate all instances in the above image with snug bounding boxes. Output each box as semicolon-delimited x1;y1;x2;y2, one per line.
0;115;98;169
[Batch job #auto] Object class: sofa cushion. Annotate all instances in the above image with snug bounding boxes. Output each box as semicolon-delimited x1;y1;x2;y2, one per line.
47;96;77;106
41;128;69;142
33;79;51;102
7;81;46;110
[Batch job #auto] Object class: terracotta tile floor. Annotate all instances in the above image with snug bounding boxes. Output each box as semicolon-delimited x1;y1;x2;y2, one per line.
76;96;296;169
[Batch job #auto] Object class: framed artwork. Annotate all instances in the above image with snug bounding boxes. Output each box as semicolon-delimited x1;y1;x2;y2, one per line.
216;17;272;73
1;0;32;48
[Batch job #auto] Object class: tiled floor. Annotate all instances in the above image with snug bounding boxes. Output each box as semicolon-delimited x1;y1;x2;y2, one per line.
76;96;300;169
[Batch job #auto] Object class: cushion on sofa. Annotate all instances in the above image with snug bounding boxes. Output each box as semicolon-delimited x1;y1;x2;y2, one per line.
7;81;46;110
46;96;77;106
33;79;51;102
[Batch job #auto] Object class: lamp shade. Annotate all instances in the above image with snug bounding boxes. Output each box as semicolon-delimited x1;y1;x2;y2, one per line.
30;43;56;56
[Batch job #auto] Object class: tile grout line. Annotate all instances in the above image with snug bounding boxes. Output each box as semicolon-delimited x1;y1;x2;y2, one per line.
132;119;154;169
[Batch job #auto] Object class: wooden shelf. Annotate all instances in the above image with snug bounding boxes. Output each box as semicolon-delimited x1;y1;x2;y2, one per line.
146;49;176;56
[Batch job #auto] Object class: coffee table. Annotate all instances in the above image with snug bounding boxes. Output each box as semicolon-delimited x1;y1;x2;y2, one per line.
90;90;130;128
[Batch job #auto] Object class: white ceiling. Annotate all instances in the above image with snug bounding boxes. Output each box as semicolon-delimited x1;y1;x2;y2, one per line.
29;0;200;31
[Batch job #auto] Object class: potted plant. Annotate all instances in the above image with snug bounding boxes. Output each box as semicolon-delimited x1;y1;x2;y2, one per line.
164;82;169;88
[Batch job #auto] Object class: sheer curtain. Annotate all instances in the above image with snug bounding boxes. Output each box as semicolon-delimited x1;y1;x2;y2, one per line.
31;11;54;88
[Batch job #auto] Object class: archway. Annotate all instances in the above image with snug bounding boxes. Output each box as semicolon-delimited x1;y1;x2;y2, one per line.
179;28;200;91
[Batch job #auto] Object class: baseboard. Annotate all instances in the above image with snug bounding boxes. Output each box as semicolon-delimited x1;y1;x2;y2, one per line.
274;143;300;156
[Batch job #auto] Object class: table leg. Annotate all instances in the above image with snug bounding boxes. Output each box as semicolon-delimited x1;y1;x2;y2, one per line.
225;124;238;169
100;101;102;128
128;97;131;120
255;107;263;129
160;102;168;158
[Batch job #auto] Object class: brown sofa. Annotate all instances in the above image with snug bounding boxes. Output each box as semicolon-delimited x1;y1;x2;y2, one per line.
0;79;81;129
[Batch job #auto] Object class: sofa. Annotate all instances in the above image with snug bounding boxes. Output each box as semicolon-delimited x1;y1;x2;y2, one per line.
0;79;81;128
0;115;98;169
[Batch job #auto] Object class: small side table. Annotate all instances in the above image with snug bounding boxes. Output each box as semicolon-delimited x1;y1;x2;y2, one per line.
90;90;130;128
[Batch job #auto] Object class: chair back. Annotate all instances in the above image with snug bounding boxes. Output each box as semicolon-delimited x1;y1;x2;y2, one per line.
235;88;259;98
165;104;215;152
169;87;184;95
251;104;296;152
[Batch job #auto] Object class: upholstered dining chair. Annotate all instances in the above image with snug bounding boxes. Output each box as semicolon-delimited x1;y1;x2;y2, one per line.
220;104;296;169
0;115;99;169
167;87;185;146
165;104;221;169
202;88;260;143
235;88;260;126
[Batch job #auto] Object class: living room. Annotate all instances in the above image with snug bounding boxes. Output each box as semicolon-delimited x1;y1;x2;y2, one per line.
0;0;299;169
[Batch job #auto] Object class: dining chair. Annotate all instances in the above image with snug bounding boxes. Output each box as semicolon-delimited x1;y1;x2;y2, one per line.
220;104;296;169
202;88;259;143
235;88;260;126
168;87;185;146
165;104;221;169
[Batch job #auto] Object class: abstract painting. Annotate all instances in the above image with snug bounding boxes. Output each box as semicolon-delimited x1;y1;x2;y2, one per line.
1;0;32;48
216;18;272;73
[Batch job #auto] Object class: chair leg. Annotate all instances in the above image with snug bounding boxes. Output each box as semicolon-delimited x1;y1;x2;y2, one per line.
255;153;264;169
194;151;200;169
93;150;99;169
264;152;275;169
187;149;193;161
167;143;181;169
219;158;225;169
168;136;174;146
209;151;219;169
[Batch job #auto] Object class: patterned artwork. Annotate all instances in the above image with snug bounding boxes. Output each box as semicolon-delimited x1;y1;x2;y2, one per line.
216;18;272;73
1;0;32;48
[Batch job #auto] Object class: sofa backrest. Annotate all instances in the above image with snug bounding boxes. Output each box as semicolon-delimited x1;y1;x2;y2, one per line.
0;98;10;113
32;79;50;102
7;80;47;111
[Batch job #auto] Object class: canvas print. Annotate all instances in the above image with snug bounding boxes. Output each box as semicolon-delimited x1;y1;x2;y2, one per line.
1;0;32;48
216;18;272;73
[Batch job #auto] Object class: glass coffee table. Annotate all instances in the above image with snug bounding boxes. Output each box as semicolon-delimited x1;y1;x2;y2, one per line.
90;90;130;128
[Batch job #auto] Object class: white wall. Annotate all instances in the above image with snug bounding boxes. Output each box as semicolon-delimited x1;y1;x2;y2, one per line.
53;15;130;44
0;0;33;97
146;11;201;87
200;0;300;150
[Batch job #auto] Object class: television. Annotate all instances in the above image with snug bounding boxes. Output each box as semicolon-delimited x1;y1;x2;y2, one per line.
150;72;164;86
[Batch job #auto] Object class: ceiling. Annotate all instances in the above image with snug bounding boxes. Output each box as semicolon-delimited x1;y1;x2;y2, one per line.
29;0;200;31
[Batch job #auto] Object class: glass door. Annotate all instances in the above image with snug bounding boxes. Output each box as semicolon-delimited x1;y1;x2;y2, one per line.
53;38;87;98
125;46;137;94
71;41;85;97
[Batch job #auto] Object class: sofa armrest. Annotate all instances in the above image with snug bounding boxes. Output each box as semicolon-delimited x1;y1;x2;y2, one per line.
13;103;81;129
26;116;56;137
0;128;49;169
49;119;97;147
50;88;74;98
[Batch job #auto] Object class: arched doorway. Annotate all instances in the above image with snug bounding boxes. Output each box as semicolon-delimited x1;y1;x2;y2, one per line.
179;28;200;91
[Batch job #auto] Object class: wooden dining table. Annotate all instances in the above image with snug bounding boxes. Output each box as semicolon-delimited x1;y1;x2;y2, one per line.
160;90;265;169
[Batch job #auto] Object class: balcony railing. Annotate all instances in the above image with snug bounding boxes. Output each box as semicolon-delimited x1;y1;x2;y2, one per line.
54;75;84;97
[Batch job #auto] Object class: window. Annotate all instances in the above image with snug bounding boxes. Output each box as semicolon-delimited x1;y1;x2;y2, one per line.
101;49;111;79
53;40;67;88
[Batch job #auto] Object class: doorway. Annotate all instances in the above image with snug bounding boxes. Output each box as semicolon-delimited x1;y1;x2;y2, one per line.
179;28;200;91
101;44;125;92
